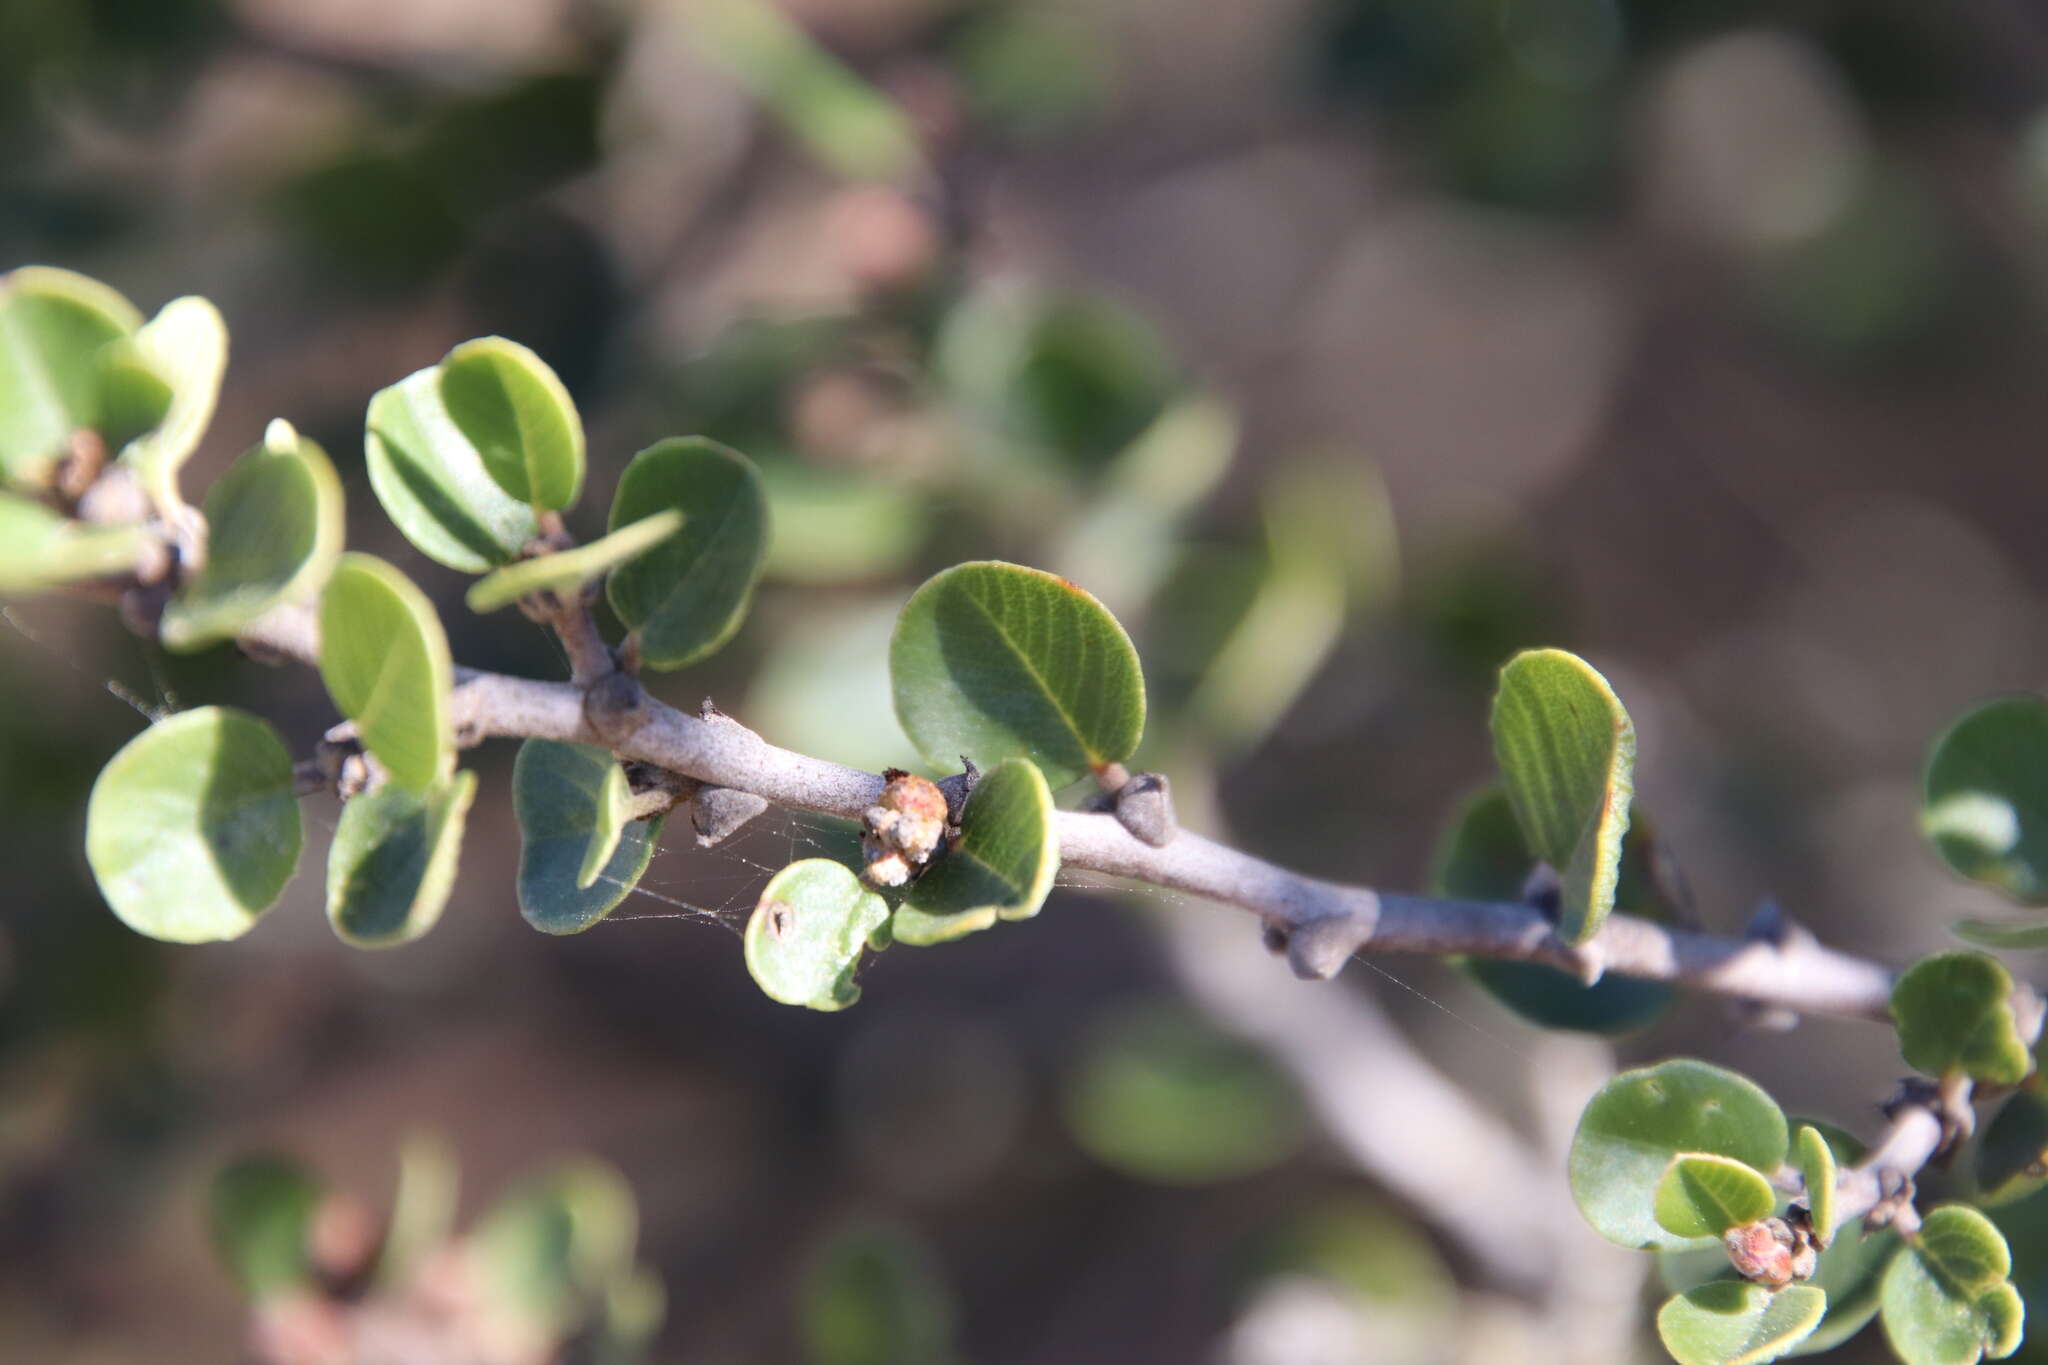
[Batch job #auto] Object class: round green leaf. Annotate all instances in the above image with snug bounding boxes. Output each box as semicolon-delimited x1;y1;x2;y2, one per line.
326;770;476;948
318;553;455;792
0;266;144;486
1883;1207;2025;1365
436;336;584;511
1656;1153;1780;1240
0;492;151;591
801;1222;956;1365
1489;647;1636;945
513;739;664;934
1661;1220;1901;1358
365;364;539;572
1891;952;2032;1087
1924;696;2048;904
1794;1125;1839;1246
162;420;344;650
1657;1282;1827;1365
118;295;227;509
210;1155;322;1300
893;756;1058;946
745;858;890;1011
469;1158;638;1336
1569;1059;1790;1251
1979;1091;2048;1209
891;560;1145;788
606;437;768;670
1430;783;1673;1034
85;706;302;944
466;509;683;615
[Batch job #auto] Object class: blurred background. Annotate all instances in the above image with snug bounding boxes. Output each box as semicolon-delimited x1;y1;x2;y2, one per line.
7;0;2048;1360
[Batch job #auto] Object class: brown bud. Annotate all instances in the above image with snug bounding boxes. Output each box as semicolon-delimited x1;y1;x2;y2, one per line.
861;769;950;888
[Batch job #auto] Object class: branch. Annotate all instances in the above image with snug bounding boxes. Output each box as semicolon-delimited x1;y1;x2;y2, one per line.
236;603;1910;1025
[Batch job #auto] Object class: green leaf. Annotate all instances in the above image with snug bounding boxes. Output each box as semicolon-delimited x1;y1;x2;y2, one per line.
1657;1282;1827;1365
744;858;890;1010
0;265;144;486
436;336;583;511
377;1132;459;1290
0;492;151;590
1883;1207;2025;1364
606;437;769;671
85;706;302;944
1924;696;2048;904
1569;1059;1789;1251
364;364;539;572
1489;647;1636;945
469;1158;638;1336
465;509;682;615
1429;783;1674;1034
801;1223;956;1365
1062;1002;1307;1185
1663;1219;1902;1358
1794;1125;1839;1246
117;295;227;510
1954;918;2048;950
891;560;1145;788
892;756;1057;946
318;553;455;792
162;420;344;650
1655;1153;1780;1240
1978;1091;2048;1208
210;1155;322;1300
514;739;664;934
1891;952;2032;1087
326;771;476;948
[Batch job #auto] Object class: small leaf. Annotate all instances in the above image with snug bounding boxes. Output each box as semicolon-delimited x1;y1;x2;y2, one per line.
1662;1208;1902;1358
1882;1207;2024;1365
1489;647;1636;945
1569;1059;1789;1251
469;1158;638;1336
1977;1090;2048;1208
118;295;228;510
318;554;454;792
377;1132;459;1290
1794;1125;1839;1246
210;1156;322;1300
744;858;890;1010
1657;1282;1827;1365
364;364;539;572
606;437;769;670
0;265;144;486
514;739;664;933
162;421;344;650
1891;952;2032;1087
801;1222;956;1365
437;336;584;511
85;706;302;943
1924;696;2048;904
465;509;682;615
891;560;1145;788
0;492;151;590
1954;918;2048;950
326;771;476;948
1655;1153;1779;1240
893;756;1058;946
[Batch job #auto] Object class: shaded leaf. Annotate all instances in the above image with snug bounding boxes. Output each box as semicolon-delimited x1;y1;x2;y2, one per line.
744;858;890;1010
326;771;476;948
514;739;663;934
0;492;151;591
118;295;227;510
210;1156;322;1300
469;1158;638;1336
0;265;144;486
465;509;682;614
893;757;1057;946
801;1222;955;1365
1891;952;2032;1087
1655;1153;1779;1240
1978;1091;2048;1209
437;336;583;511
1924;696;2048;905
1657;1282;1826;1365
364;365;538;572
85;706;301;943
606;437;769;670
318;554;454;792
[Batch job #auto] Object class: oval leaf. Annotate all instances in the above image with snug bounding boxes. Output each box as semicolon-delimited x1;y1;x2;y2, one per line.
85;706;302;943
1794;1125;1839;1246
1657;1282;1827;1365
437;336;583;511
365;365;539;572
1569;1059;1789;1251
162;421;344;650
1891;952;2032;1087
318;553;454;792
891;560;1144;788
1430;783;1673;1034
606;437;768;670
1978;1091;2048;1208
1661;1215;1901;1358
469;1157;638;1336
745;858;890;1010
1489;647;1636;945
118;295;227;510
1883;1207;2025;1365
326;770;477;948
514;739;664;934
1656;1153;1779;1240
0;492;151;590
1924;696;2048;904
210;1155;322;1300
466;509;683;615
0;266;144;486
893;756;1058;946
1954;918;2048;950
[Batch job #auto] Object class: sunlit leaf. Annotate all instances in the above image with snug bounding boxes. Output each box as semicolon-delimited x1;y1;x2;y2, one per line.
326;771;476;948
1881;1206;2024;1365
1657;1282;1826;1365
465;509;682;614
469;1158;638;1336
118;295;227;511
437;336;583;511
1890;952;2032;1087
365;364;538;572
377;1132;459;1290
745;858;890;1010
1794;1125;1839;1247
1655;1153;1779;1240
893;757;1057;946
0;492;151;591
0;265;144;486
606;437;769;671
318;553;454;791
